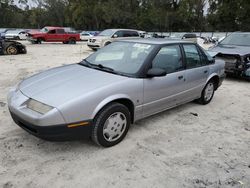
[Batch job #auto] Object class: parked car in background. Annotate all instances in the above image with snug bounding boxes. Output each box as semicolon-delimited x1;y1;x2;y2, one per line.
80;32;94;41
138;31;146;38
182;33;197;43
0;38;27;55
87;29;140;50
8;39;225;147
27;26;80;44
209;32;250;80
5;29;28;40
0;28;14;39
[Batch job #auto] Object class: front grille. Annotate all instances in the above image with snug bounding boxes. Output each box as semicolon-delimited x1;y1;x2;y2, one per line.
10;111;38;134
89;39;96;43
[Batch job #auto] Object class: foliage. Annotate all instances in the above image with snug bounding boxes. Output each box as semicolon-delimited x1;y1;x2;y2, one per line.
0;0;249;31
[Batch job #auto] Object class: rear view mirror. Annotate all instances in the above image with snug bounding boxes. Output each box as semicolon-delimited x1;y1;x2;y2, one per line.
147;68;167;78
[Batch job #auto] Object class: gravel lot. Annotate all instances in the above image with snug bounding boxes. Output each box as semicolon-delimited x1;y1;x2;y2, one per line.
0;41;249;188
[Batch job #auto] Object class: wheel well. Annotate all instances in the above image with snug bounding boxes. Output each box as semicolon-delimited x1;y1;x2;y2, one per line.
103;99;135;123
104;41;111;46
209;76;219;90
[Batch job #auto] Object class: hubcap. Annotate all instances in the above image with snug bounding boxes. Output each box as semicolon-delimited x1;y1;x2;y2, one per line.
7;46;17;55
103;112;127;142
204;83;214;101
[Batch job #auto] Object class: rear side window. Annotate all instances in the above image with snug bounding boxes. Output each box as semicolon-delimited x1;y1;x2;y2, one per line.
183;44;203;68
125;31;139;37
57;29;65;34
152;45;183;74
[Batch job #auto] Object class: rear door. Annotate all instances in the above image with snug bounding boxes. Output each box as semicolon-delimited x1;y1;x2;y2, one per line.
182;44;209;100
56;29;66;41
143;44;187;117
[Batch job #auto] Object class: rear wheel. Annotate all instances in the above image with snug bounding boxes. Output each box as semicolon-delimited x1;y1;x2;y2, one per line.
198;80;215;105
92;103;130;147
6;45;18;55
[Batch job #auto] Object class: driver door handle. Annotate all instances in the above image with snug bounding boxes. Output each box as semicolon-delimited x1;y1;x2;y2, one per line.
178;75;184;80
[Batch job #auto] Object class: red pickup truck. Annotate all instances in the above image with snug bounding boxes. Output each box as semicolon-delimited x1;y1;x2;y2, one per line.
27;26;80;44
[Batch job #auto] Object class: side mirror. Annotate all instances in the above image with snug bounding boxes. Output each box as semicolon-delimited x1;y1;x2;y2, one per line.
147;68;167;78
113;34;118;38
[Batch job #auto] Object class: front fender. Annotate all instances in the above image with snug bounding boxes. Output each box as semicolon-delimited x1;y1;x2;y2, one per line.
91;94;133;119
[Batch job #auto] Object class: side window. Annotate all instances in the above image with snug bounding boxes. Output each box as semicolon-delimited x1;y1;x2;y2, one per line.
114;31;124;37
183;44;203;68
48;29;56;34
124;31;139;37
57;29;65;34
152;45;183;74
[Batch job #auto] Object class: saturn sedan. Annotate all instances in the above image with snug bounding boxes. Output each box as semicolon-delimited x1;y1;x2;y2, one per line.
8;39;225;147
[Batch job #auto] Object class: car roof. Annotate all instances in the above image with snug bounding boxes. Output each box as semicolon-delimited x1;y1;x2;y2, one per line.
118;38;195;45
44;26;64;30
104;29;139;32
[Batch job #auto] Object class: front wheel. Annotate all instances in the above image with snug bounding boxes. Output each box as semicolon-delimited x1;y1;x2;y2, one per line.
92;103;131;147
5;45;18;55
198;80;215;105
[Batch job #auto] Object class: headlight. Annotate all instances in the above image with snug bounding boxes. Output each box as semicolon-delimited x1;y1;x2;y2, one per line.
26;99;53;114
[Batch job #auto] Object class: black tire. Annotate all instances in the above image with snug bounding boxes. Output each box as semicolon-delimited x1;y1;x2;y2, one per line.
37;38;42;44
68;38;76;44
5;45;18;55
198;80;215;105
92;103;131;147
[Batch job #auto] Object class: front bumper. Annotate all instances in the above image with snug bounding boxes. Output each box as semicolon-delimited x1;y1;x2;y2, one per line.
87;42;101;49
8;89;93;141
10;110;93;141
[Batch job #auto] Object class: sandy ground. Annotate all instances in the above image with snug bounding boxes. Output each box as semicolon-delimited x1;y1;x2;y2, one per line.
0;41;249;188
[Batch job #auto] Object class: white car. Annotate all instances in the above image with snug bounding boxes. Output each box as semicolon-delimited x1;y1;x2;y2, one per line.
5;29;28;40
80;32;94;41
87;29;140;50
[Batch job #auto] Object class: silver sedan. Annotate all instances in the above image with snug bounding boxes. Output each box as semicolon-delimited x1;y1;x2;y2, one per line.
8;39;225;147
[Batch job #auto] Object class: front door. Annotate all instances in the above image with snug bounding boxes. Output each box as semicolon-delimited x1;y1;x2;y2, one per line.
143;44;187;117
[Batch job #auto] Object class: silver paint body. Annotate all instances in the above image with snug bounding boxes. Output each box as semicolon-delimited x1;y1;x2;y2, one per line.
8;41;225;127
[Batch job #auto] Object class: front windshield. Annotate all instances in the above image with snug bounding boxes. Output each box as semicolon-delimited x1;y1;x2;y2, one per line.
84;41;155;75
98;29;115;36
220;33;250;46
41;27;49;33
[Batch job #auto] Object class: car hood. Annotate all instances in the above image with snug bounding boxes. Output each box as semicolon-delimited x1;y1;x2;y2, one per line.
209;44;250;56
19;64;127;107
5;33;19;36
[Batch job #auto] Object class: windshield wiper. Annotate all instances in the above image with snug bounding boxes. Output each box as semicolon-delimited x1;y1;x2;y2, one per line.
80;59;128;76
95;64;114;72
